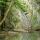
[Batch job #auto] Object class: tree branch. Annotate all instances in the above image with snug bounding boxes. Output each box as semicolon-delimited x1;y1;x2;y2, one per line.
0;1;13;26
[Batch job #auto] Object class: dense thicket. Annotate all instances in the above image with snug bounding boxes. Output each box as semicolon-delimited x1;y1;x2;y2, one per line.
0;0;40;32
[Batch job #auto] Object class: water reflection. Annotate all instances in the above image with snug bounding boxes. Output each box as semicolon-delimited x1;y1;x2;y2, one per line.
7;31;40;40
0;31;40;40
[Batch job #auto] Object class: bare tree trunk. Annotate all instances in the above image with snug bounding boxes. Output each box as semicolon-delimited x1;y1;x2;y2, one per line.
0;7;5;31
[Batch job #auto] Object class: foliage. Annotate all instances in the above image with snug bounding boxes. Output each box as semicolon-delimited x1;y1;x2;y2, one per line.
0;0;40;40
31;0;40;30
14;0;28;12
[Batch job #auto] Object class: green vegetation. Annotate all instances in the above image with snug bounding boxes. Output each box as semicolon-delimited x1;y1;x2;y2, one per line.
0;0;40;40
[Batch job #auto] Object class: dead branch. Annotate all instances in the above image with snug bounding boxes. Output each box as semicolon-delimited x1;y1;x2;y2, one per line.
0;1;13;26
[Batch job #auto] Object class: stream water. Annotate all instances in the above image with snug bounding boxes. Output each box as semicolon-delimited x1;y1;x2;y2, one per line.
0;31;40;40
